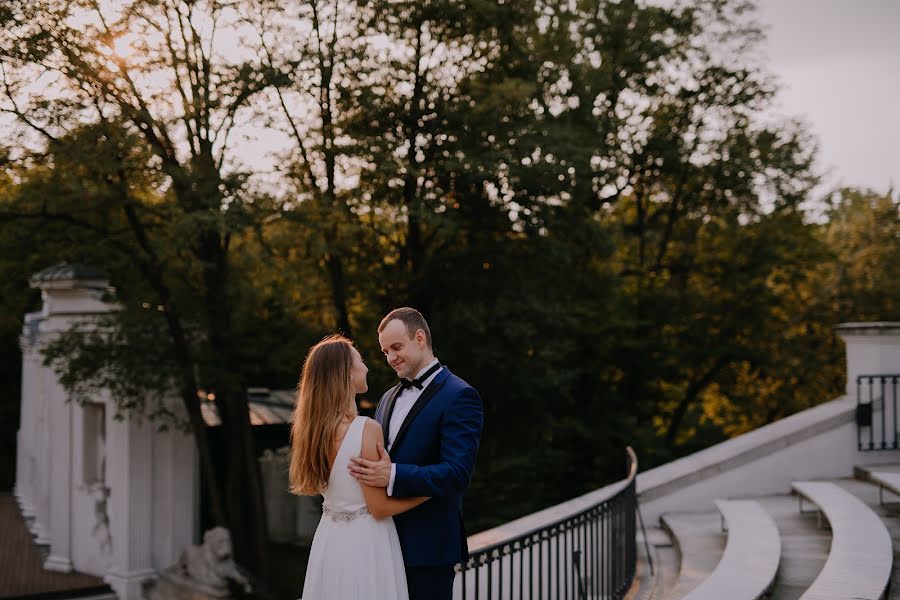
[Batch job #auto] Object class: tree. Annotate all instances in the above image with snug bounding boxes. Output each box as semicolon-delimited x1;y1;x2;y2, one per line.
0;0;286;580
824;187;900;321
495;0;822;458
5;0;885;546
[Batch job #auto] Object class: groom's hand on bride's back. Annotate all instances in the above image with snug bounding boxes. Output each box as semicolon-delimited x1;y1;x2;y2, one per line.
349;441;392;488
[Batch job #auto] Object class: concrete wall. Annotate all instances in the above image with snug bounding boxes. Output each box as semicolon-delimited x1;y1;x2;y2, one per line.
637;395;899;524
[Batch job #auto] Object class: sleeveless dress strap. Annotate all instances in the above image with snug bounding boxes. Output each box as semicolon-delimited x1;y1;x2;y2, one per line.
333;415;366;464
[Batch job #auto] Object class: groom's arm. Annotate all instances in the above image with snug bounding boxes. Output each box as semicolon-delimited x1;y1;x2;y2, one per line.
359;419;430;519
391;387;483;498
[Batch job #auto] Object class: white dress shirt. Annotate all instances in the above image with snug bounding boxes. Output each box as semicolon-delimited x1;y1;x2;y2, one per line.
387;358;441;496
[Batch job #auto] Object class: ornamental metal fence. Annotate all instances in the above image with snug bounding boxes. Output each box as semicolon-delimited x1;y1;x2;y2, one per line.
458;448;639;600
857;374;900;451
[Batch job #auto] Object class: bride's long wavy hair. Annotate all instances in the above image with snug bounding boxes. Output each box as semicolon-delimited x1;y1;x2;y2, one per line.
289;334;358;495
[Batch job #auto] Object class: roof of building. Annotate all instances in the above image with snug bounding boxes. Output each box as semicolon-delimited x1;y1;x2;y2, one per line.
29;263;109;284
201;389;296;427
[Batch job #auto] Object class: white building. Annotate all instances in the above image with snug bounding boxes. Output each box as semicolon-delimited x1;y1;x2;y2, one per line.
14;264;198;600
13;264;318;600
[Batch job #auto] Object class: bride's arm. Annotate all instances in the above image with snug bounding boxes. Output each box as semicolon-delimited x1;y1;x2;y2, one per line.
358;419;429;519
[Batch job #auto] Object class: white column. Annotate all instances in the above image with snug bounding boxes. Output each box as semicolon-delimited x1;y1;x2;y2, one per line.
43;374;74;572
70;399;112;576
14;313;42;518
836;322;900;395
33;356;52;546
151;421;199;569
104;416;156;599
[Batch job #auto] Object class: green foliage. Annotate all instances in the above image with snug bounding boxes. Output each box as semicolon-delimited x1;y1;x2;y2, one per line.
824;188;900;321
2;0;898;552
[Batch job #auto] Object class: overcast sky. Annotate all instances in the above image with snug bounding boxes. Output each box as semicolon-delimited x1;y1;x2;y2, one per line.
755;0;900;194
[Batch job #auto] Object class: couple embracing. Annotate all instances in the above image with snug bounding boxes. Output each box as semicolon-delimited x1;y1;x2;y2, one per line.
289;307;485;600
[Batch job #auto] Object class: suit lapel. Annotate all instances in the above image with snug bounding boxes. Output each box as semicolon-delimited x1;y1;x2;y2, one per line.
378;384;403;446
389;368;449;455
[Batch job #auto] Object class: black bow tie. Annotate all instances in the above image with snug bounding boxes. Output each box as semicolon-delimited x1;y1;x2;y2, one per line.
399;363;442;391
399;378;422;390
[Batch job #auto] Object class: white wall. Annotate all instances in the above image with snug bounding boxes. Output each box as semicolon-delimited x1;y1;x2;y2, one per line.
837;322;900;394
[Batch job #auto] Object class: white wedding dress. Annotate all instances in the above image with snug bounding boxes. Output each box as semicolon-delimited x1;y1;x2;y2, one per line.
301;416;409;599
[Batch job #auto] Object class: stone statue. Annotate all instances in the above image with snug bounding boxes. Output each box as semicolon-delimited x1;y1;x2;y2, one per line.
143;527;252;599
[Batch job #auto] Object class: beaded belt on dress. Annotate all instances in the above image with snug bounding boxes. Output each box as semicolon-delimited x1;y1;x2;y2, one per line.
322;505;370;522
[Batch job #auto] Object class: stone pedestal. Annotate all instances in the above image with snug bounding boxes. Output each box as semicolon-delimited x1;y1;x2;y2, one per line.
259;448;295;543
297;494;322;545
258;447;322;544
835;322;900;395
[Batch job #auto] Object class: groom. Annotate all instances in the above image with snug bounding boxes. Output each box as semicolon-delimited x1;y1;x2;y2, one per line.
349;307;484;600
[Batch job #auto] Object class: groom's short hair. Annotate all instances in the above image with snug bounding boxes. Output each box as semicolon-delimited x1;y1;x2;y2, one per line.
379;307;433;349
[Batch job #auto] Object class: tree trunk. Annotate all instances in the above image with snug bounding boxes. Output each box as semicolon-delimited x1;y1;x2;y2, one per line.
665;355;730;449
326;248;352;336
196;226;270;583
217;385;270;582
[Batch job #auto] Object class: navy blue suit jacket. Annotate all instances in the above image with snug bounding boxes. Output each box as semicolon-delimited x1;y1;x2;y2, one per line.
374;366;483;567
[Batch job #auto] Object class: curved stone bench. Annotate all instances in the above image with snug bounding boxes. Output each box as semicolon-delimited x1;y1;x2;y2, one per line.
869;470;900;505
792;481;892;600
680;500;780;600
659;510;726;600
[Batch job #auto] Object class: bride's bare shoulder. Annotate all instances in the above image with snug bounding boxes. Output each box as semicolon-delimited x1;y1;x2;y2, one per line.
360;418;384;458
362;417;382;433
362;418;383;442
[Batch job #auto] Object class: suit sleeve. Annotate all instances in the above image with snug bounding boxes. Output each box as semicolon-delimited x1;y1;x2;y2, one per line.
391;386;484;498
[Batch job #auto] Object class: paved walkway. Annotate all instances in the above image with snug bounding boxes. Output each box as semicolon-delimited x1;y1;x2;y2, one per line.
0;493;109;599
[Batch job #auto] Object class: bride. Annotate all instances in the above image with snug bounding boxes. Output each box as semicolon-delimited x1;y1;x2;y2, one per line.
289;334;428;599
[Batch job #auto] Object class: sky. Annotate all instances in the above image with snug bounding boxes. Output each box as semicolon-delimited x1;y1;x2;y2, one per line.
2;1;897;200
755;0;900;195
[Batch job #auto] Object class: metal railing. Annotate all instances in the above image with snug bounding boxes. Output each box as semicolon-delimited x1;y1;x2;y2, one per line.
857;374;900;451
459;448;638;600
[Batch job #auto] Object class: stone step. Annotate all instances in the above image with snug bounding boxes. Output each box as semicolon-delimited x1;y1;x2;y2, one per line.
658;511;725;600
640;469;900;600
751;495;830;600
679;500;780;600
855;462;900;484
630;526;679;600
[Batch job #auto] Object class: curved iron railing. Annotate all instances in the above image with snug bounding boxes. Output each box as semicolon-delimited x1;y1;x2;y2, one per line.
459;448;638;600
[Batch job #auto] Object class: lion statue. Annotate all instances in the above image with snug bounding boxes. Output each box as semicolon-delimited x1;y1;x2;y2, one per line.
143;527;252;599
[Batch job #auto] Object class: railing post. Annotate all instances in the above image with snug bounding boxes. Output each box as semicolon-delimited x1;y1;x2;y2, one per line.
857;375;863;451
891;375;898;450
